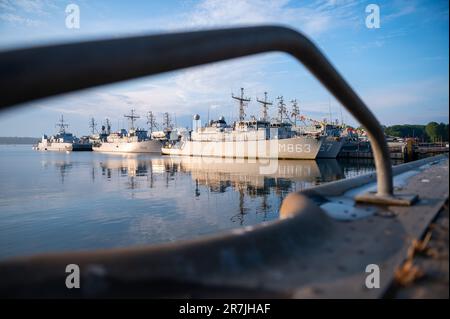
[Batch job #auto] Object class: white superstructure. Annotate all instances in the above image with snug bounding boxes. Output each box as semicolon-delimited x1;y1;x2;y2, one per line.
92;129;162;153
92;110;163;154
162;117;324;159
162;89;324;160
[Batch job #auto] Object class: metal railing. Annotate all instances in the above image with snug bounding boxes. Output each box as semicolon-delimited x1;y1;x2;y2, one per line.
0;25;395;199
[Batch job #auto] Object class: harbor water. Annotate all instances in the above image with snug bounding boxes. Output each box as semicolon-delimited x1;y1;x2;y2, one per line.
0;145;381;260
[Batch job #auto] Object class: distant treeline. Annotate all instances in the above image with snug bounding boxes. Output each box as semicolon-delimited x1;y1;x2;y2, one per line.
0;137;40;145
383;122;449;142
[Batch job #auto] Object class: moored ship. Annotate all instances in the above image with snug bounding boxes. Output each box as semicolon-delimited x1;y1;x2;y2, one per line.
293;120;345;158
33;115;92;152
162;118;323;159
162;89;324;159
92;110;163;153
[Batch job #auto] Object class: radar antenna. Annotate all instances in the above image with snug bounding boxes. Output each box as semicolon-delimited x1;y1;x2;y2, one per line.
256;92;273;121
55;115;69;134
105;118;111;134
147;111;157;134
232;87;251;121
124;109;140;130
163;112;172;130
291;99;300;126
276;96;287;123
89;117;97;134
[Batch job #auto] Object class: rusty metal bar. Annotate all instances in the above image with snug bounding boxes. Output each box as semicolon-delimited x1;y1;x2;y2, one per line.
0;26;394;197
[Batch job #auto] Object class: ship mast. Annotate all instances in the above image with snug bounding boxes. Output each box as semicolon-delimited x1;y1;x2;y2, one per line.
124;109;140;130
89;117;97;134
291;99;300;126
147;111;157;134
55;115;69;134
162;112;172;130
276;96;286;123
232;87;251;121
105;118;111;134
256;92;273;121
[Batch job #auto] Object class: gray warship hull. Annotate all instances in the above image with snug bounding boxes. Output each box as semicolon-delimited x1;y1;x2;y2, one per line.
161;136;324;160
93;139;162;153
317;137;345;158
34;142;92;152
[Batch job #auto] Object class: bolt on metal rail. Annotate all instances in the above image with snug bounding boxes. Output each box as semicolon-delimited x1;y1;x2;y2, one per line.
0;26;417;205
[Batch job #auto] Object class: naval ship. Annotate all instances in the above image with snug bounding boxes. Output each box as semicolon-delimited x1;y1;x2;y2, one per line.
293;119;345;158
280;98;345;158
162;89;324;159
92;110;163;153
34;115;92;152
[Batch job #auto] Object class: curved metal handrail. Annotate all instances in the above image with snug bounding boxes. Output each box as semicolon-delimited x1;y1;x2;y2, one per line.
0;25;393;196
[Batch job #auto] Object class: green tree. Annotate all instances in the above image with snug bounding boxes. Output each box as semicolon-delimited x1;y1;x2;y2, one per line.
438;122;449;141
445;124;449;141
384;124;427;140
425;122;441;142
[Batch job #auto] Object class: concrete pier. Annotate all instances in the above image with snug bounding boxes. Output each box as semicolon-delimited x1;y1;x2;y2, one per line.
339;141;449;160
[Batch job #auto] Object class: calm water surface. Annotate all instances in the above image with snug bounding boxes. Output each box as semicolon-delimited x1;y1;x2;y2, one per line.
0;145;377;259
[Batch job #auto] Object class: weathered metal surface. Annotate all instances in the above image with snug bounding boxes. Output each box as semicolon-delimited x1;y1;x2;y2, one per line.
289;155;449;298
0;26;393;198
354;192;418;206
0;155;447;298
386;202;449;299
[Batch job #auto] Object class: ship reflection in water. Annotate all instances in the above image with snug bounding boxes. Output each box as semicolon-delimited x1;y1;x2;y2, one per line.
99;156;346;225
0;146;378;259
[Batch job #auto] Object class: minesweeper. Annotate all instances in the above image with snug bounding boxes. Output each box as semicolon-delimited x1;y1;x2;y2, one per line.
34;115;92;151
92;110;163;153
162;89;324;159
293;120;345;158
276;98;345;159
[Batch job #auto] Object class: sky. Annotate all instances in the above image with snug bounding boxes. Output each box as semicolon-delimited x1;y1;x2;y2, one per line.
0;0;448;137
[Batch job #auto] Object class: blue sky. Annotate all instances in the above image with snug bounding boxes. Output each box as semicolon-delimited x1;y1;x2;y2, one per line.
0;0;448;137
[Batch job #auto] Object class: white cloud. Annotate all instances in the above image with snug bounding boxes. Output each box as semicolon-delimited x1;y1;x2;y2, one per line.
0;0;58;27
14;0;443;131
40;54;280;124
384;2;417;21
0;12;43;27
41;0;363;125
0;0;56;15
0;0;15;12
170;0;358;37
362;78;449;110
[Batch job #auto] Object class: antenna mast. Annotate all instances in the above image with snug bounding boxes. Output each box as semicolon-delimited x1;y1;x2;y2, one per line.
276;96;286;123
55;115;69;134
256;92;273;121
328;96;332;124
89;117;97;134
339;105;344;126
232;87;251;121
147;111;157;134
105;118;111;134
163;112;172;130
124;109;140;130
291;99;300;126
